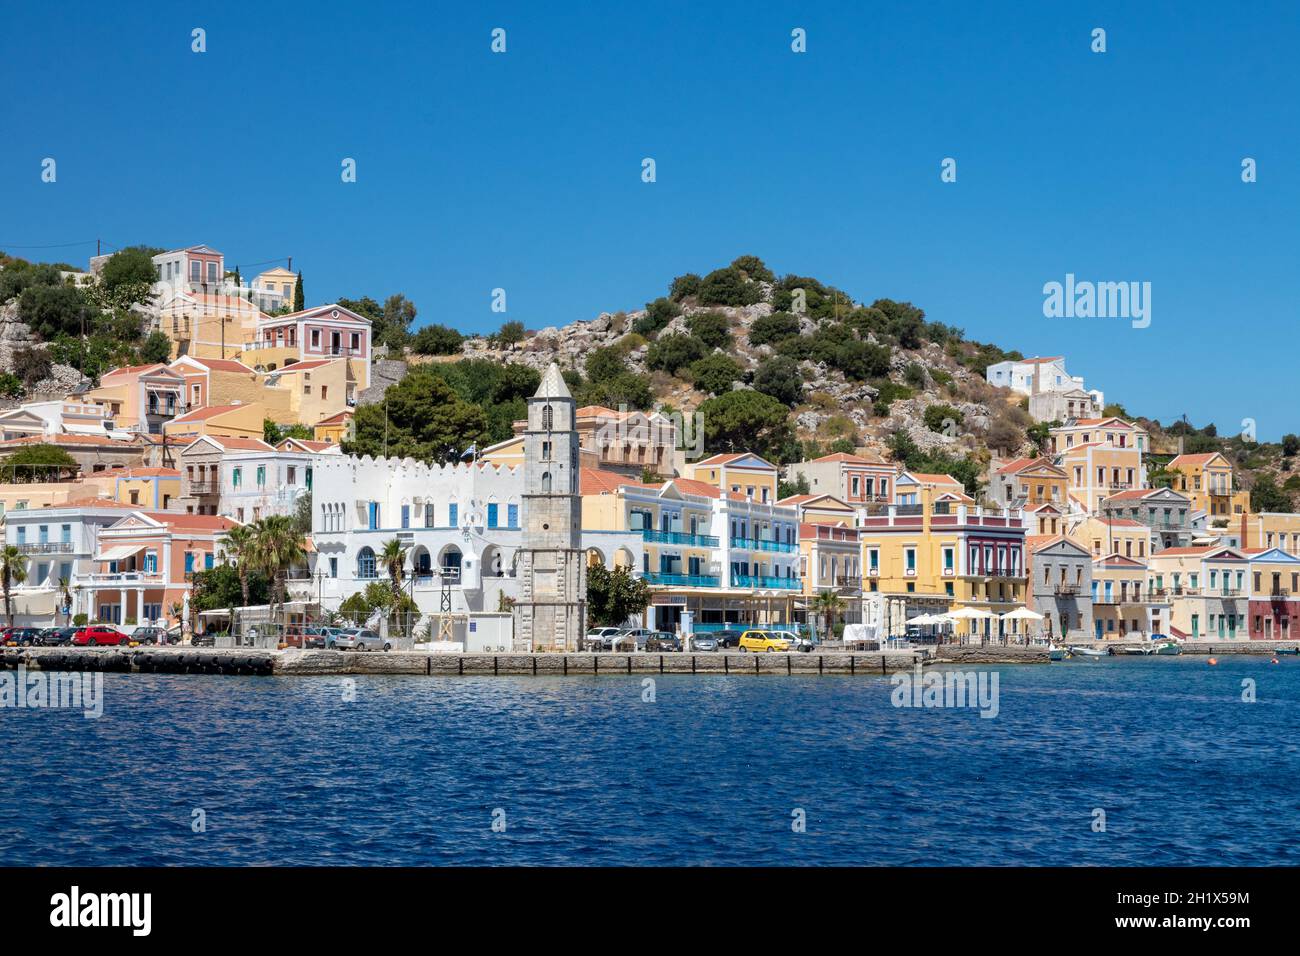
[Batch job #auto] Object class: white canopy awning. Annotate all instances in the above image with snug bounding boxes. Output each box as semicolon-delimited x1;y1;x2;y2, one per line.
94;544;144;562
944;607;995;620
1001;607;1045;621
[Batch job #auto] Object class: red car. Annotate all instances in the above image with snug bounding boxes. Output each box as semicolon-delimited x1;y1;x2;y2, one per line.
71;625;129;647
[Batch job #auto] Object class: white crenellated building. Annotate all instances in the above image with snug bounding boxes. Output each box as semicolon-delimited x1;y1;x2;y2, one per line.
304;451;640;639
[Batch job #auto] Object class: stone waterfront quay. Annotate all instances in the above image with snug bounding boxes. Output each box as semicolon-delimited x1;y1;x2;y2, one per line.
1;647;927;677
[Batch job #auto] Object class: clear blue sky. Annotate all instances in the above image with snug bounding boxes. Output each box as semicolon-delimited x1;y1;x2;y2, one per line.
2;1;1296;436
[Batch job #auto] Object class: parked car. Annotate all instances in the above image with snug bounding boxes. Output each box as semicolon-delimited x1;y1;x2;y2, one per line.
603;627;652;650
71;625;129;647
5;627;44;646
585;626;621;649
714;629;744;649
691;634;719;652
738;629;791;653
190;632;217;647
645;631;682;652
769;629;814;652
38;626;77;646
334;629;390;652
129;626;174;646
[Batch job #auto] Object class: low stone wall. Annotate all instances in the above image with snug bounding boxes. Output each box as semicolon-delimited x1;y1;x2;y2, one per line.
1179;641;1299;655
934;645;1050;664
2;647;923;677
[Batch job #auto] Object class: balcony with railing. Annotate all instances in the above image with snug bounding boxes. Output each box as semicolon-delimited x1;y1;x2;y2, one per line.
641;528;719;548
644;571;720;588
76;571;165;587
1053;583;1080;596
729;536;798;553
188;481;221;496
834;575;862;590
16;541;73;554
732;574;801;590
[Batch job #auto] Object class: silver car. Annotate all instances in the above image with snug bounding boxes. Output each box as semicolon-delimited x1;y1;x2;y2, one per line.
334;628;390;651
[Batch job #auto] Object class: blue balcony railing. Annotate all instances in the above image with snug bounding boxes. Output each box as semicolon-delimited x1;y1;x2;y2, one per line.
641;529;720;548
730;537;798;553
732;574;802;590
644;572;720;588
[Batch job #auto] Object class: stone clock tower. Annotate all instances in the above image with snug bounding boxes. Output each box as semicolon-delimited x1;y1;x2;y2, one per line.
513;363;586;651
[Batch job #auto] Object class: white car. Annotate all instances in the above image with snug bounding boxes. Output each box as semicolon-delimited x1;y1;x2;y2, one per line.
334;628;390;651
769;629;814;652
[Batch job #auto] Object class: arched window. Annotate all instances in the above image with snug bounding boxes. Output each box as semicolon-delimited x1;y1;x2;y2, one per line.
542;404;553;430
541;471;552;493
357;547;376;579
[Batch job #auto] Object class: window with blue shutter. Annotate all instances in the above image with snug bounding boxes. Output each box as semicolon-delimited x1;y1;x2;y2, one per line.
401;505;410;529
507;504;518;528
487;503;498;528
448;503;458;527
185;552;195;573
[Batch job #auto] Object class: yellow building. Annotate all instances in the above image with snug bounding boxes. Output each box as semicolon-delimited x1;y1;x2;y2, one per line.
857;499;1027;640
0;480;95;517
163;402;265;442
83;363;186;435
1147;545;1248;640
1167;452;1251;519
989;457;1068;509
157;291;266;360
1057;442;1146;513
1090;553;1165;640
84;467;182;510
776;493;858;526
681;453;780;504
1241;511;1300;555
313;410;355;446
260;358;357;427
1074;516;1151;561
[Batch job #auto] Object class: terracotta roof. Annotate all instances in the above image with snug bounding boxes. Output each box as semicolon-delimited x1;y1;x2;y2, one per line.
175;357;255;374
142;512;238;532
579;467;659;495
670;477;725;499
1168;453;1225;468
108;467;181;478
168;403;250;424
810;452;886;465
101;363;168;377
1092;552;1148;568
315;410;354;425
201;436;275;452
1152;546;1218;557
904;472;963;485
268;359;336;373
1026;534;1072;552
58;497;138;509
1021;356;1063;364
995;457;1043;475
695;453;747;466
0;434;142;448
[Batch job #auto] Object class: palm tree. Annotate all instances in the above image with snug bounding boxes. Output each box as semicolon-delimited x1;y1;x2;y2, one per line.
380;538;408;601
223;524;255;610
813;589;845;642
248;515;306;639
1;545;29;629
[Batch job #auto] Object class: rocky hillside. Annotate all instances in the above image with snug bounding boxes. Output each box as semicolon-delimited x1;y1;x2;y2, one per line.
457;255;1035;489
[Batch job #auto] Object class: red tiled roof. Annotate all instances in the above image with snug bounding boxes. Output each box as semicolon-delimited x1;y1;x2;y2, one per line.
108;467;181;478
268;359;336;373
142;512;238;532
1168;453;1224;468
169;403;251;423
905;472;963;485
277;438;334;452
0;434;142;448
315;410;354;425
579;468;659;495
101;363;168;377
810;452;885;465
176;357;256;374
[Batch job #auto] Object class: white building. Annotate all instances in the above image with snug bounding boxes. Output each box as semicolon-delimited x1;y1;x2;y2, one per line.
0;400;134;441
0;499;138;625
304;452;640;644
985;356;1103;408
218;442;339;523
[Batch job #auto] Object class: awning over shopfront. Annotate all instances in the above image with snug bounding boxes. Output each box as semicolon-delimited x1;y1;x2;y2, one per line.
94;544;145;562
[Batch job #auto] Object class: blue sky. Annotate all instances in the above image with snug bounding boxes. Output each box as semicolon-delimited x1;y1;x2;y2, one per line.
2;1;1296;436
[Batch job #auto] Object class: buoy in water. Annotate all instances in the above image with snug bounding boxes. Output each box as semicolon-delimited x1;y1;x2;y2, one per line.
1207;657;1218;665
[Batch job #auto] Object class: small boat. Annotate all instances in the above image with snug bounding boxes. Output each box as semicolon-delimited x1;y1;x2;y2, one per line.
1068;645;1109;658
1275;646;1299;656
1121;644;1154;655
1048;644;1066;661
1151;640;1182;656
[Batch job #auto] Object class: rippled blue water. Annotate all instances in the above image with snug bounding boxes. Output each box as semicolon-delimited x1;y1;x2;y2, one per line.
2;656;1298;865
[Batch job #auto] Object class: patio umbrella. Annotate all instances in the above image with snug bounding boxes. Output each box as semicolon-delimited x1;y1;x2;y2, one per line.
999;608;1044;621
943;607;994;619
